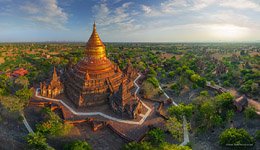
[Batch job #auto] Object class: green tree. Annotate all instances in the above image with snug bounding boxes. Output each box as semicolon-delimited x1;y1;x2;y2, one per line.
142;80;160;99
168;71;175;77
198;100;220;128
185;69;195;77
159;143;192;150
123;142;153;150
255;130;260;140
36;108;72;136
146;77;159;88
64;140;92;150
168;103;194;120
26;132;53;150
148;67;157;77
190;74;206;87
0;74;12;95
166;117;183;142
200;91;209;96
15;87;33;103
244;107;257;120
0;95;25;112
219;128;255;147
226;110;235;121
215;93;234;111
170;82;181;94
190;74;200;83
147;128;165;146
14;76;29;89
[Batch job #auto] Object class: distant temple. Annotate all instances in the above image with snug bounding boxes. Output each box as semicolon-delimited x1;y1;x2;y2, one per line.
40;67;63;98
40;23;141;119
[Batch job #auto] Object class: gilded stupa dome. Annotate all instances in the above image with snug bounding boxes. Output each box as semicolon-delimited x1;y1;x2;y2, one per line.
64;22;126;107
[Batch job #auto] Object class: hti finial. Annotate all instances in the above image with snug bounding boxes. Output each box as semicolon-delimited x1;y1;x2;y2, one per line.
93;21;96;29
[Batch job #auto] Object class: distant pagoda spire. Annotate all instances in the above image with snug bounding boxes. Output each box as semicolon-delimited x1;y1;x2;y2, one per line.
85;22;106;59
52;66;58;81
85;70;90;80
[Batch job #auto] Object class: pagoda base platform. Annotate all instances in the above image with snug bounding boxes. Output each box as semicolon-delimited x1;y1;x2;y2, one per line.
29;93;167;142
107;99;167;141
32;88;152;124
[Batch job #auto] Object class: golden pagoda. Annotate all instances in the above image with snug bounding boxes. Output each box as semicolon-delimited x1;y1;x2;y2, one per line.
40;22;142;118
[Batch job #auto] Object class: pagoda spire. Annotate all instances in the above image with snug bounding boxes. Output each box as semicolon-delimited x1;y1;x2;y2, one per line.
85;22;106;59
52;66;58;81
118;78;127;107
93;21;96;30
85;71;90;80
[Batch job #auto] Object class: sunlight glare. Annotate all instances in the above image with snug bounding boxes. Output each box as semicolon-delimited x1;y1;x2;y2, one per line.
209;24;249;40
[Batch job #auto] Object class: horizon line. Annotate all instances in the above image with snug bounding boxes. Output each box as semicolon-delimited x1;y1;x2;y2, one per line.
0;41;260;44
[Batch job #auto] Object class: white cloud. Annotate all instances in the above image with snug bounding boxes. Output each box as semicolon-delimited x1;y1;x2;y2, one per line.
160;0;215;14
92;3;111;25
140;0;216;17
141;0;260;16
219;0;260;11
196;10;252;27
20;0;68;29
93;1;140;31
141;5;152;14
141;5;162;16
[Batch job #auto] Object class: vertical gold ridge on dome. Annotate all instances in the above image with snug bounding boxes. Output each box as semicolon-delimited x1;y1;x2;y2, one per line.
85;22;106;58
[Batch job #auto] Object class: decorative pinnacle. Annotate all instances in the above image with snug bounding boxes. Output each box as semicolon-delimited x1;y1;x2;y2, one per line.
52;66;58;80
93;21;96;30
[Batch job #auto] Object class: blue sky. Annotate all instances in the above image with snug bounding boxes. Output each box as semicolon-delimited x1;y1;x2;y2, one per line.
0;0;260;42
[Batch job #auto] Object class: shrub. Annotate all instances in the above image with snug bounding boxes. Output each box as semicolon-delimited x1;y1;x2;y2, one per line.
168;103;194;120
26;132;53;150
170;83;181;94
142;81;159;99
226;110;235;121
123;142;153;150
15;87;33;102
200;91;209;96
210;81;215;86
147;77;159;88
185;69;195;76
0;95;25;112
0;74;12;95
255;130;260;140
36;108;72;136
244;107;257;120
176;67;183;74
197;99;223;128
190;74;200;83
223;81;231;87
159;143;192;150
215;92;234;111
219;128;255;147
192;93;236;131
168;71;175;77
64;140;92;150
148;67;157;77
190;74;206;87
166;117;183;142
147;128;165;146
